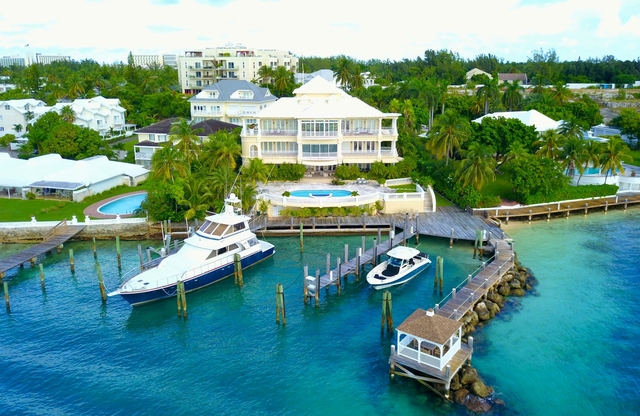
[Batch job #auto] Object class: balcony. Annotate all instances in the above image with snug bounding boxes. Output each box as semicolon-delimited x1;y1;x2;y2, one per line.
300;131;338;138
302;152;338;158
261;151;298;157
261;129;298;136
343;128;379;136
192;110;223;115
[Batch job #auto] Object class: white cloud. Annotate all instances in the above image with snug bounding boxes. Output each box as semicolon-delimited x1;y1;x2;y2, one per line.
1;0;639;63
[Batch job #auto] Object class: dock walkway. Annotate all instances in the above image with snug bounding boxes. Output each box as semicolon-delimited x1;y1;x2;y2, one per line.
474;193;640;222
0;222;86;278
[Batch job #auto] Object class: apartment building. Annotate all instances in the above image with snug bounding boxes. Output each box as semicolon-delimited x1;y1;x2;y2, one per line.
189;80;276;125
177;44;298;94
0;99;47;136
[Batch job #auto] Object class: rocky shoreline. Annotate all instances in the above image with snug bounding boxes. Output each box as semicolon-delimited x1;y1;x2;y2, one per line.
438;256;537;413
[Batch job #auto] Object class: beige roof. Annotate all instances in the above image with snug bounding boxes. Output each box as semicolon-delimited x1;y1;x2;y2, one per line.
396;308;462;345
258;76;389;119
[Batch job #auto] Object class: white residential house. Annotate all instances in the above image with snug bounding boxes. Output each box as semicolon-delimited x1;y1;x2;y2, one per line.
177;44;298;94
189;80;277;125
465;68;491;81
133;118;239;168
32;96;128;136
0;99;46;136
473;109;561;133
241;76;401;173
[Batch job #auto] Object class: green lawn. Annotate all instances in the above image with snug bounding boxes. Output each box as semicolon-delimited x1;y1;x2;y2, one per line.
388;184;417;193
623;148;640;167
0;184;147;222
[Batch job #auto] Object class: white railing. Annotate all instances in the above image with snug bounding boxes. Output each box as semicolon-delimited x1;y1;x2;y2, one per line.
259;190;426;209
302;152;338;158
261;151;297;157
385;178;413;186
300;131;339;138
119;251;241;292
261;130;298;136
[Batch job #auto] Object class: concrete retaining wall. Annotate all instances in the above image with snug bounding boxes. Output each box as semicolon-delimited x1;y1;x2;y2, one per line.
0;222;160;243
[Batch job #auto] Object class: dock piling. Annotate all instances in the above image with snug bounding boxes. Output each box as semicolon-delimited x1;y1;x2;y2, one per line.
449;228;454;248
605;201;608;214
336;258;341;293
69;249;75;273
373;238;377;266
116;236;121;268
39;264;45;290
584;203;589;216
415;216;419;244
299;222;304;252
315;269;320;306
356;248;361;281
326;253;330;278
381;291;393;333
4;281;9;310
234;253;243;286
146;248;152;263
92;237;97;259
547;208;551;222
138;244;144;270
434;256;444;293
96;263;107;302
276;283;286;325
303;265;309;303
344;244;349;268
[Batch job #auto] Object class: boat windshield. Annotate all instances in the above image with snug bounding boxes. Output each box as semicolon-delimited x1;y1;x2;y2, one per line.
389;257;403;267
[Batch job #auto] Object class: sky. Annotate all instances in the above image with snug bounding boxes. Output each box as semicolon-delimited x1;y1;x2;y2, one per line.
2;0;640;65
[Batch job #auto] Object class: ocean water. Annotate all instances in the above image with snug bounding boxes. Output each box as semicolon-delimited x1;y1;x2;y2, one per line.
0;210;638;415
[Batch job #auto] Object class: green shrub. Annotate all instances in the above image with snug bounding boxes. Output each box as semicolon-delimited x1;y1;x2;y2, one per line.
282;191;291;197
26;192;36;200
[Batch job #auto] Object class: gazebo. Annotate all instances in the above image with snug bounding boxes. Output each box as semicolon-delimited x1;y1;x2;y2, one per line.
395;308;463;371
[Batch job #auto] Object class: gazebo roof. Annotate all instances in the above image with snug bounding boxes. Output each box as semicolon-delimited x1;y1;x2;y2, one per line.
397;308;462;345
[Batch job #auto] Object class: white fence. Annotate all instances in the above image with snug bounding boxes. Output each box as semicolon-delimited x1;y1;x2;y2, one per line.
0;216;148;229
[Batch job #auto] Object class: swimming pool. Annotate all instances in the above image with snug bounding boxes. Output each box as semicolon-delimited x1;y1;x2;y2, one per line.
98;193;147;215
290;189;353;198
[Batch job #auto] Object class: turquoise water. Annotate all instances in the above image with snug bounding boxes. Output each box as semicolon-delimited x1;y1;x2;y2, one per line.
290;189;353;197
98;193;147;215
1;209;639;415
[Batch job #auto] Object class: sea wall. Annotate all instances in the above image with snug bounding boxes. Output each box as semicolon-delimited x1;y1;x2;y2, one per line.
441;257;537;413
0;222;160;243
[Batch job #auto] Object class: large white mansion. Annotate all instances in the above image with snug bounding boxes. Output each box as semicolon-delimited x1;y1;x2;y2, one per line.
240;76;401;174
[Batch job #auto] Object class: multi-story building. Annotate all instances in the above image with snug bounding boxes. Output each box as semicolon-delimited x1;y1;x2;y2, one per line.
0;56;26;67
133;118;238;168
131;54;178;68
177;44;298;94
189;80;276;126
32;96;127;135
241;76;401;174
0;99;47;136
34;54;71;65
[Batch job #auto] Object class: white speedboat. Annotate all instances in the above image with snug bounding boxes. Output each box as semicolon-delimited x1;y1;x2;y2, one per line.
109;194;275;306
366;246;431;290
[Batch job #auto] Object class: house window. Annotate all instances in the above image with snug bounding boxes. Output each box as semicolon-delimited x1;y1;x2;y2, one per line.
158;134;167;142
194;105;205;112
242;62;245;69
208;91;218;98
301;120;338;137
252;62;255;69
195;71;201;77
228;62;234;69
196;81;202;86
0;115;3;121
230;117;240;125
149;134;155;141
24;104;29;110
195;62;201;69
211;105;220;113
0;127;4;132
4;105;9;110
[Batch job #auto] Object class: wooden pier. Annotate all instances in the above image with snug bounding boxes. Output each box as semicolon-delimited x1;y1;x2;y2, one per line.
0;221;86;278
475;193;640;222
305;229;415;299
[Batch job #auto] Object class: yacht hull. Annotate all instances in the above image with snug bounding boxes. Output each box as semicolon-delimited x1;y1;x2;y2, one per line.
120;246;275;306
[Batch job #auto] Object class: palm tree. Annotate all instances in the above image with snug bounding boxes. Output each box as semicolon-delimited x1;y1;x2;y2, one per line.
209;165;235;204
476;76;500;115
558;119;586;140
455;142;497;190
151;146;187;182
502;80;523;111
179;174;213;220
201;129;242;170
600;137;632;184
60;105;76;123
334;57;354;90
233;179;258;213
66;75;85;98
534;129;565;160
170;118;203;164
243;157;269;186
271;66;295;97
426;110;471;166
257;65;274;84
400;99;415;129
13;124;23;137
388;98;401;113
560;137;586;176
550;82;573;105
499;141;529;170
575;140;603;185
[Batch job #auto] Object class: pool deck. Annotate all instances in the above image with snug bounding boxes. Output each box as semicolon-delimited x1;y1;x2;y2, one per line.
261;179;392;196
83;190;147;219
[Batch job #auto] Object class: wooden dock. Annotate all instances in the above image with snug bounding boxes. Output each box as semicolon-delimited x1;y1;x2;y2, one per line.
253;209;504;242
305;229;415;298
474;193;640;222
0;222;86;278
435;238;514;321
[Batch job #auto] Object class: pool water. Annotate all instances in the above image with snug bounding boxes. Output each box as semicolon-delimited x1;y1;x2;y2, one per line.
98;193;147;215
290;189;352;197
